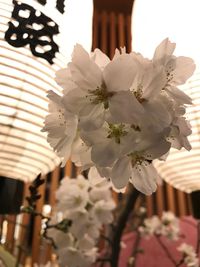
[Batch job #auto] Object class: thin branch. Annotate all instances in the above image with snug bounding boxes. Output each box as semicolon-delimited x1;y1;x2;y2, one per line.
155;235;177;266
96;257;112;267
196;220;200;254
100;234;113;246
96;258;112;263
127;230;142;267
110;186;140;267
181;218;197;228
176;258;185;267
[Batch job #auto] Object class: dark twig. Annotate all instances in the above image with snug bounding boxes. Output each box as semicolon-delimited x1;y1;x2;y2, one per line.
127;230;142;267
176;258;185;267
110;186;140;267
101;234;113;246
155;235;177;266
196;221;200;255
96;258;112;263
96;257;111;267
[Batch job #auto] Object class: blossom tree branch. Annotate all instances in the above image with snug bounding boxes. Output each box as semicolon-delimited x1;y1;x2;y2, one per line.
196;221;200;255
155;235;177;266
110;186;141;267
127;230;142;267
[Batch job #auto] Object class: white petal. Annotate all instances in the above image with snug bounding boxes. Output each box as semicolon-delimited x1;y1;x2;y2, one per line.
173;56;196;85
109;91;144;124
78;236;95;251
142;66;166;100
88;166;109;185
175;117;192;136
120;131;140;155
79;103;105;131
91;48;110;69
153;38;176;64
80;126;107;146
62;88;87;114
96;166;111;179
181;136;192;151
103;54;138;92
144;139;171;160
55;68;76;93
47;90;63;107
71;138;93;168
131;163;158;195
91;140;119;167
166;86;192;105
141;98;172;131
111;157;132;189
69;44;102;91
48;136;71;167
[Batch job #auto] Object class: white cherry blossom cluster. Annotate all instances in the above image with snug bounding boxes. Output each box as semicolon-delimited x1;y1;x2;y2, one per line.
139;211;180;240
46;174;116;267
42;38;195;195
177;243;199;267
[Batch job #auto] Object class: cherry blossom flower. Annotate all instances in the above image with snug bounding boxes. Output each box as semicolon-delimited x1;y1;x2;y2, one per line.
61;44;143;130
139;211;180;240
177;243;199;267
43;38;195;195
47;174;115;267
159;211;180;240
139;216;161;237
41;90;78;167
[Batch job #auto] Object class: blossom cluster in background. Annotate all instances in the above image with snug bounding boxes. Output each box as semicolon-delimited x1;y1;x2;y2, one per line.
139;211;180;240
42;38;195;195
138;211;199;267
177;243;199;267
46;174;116;267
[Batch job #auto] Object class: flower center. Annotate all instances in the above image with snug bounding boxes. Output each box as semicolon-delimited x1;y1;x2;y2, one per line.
107;123;128;144
87;84;114;109
132;83;145;103
163;64;175;90
129;153;152;170
166;65;174;83
58;109;66;127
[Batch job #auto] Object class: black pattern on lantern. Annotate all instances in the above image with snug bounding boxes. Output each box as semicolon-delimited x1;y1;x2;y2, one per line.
5;0;59;64
56;0;65;14
37;0;65;14
37;0;47;5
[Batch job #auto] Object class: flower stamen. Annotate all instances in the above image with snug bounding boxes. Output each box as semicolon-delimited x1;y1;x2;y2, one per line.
107;123;128;144
86;84;114;109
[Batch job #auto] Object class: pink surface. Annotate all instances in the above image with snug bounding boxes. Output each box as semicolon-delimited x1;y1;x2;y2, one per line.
118;216;198;267
96;216;199;267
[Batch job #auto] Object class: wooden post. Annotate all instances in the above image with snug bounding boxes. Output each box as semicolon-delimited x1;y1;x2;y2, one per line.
5;215;16;252
101;11;108;54
156;186;164;217
166;184;176;213
31;176;46;266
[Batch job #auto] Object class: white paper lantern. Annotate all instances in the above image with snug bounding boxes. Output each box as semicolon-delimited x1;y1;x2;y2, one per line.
0;0;93;182
132;0;200;193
